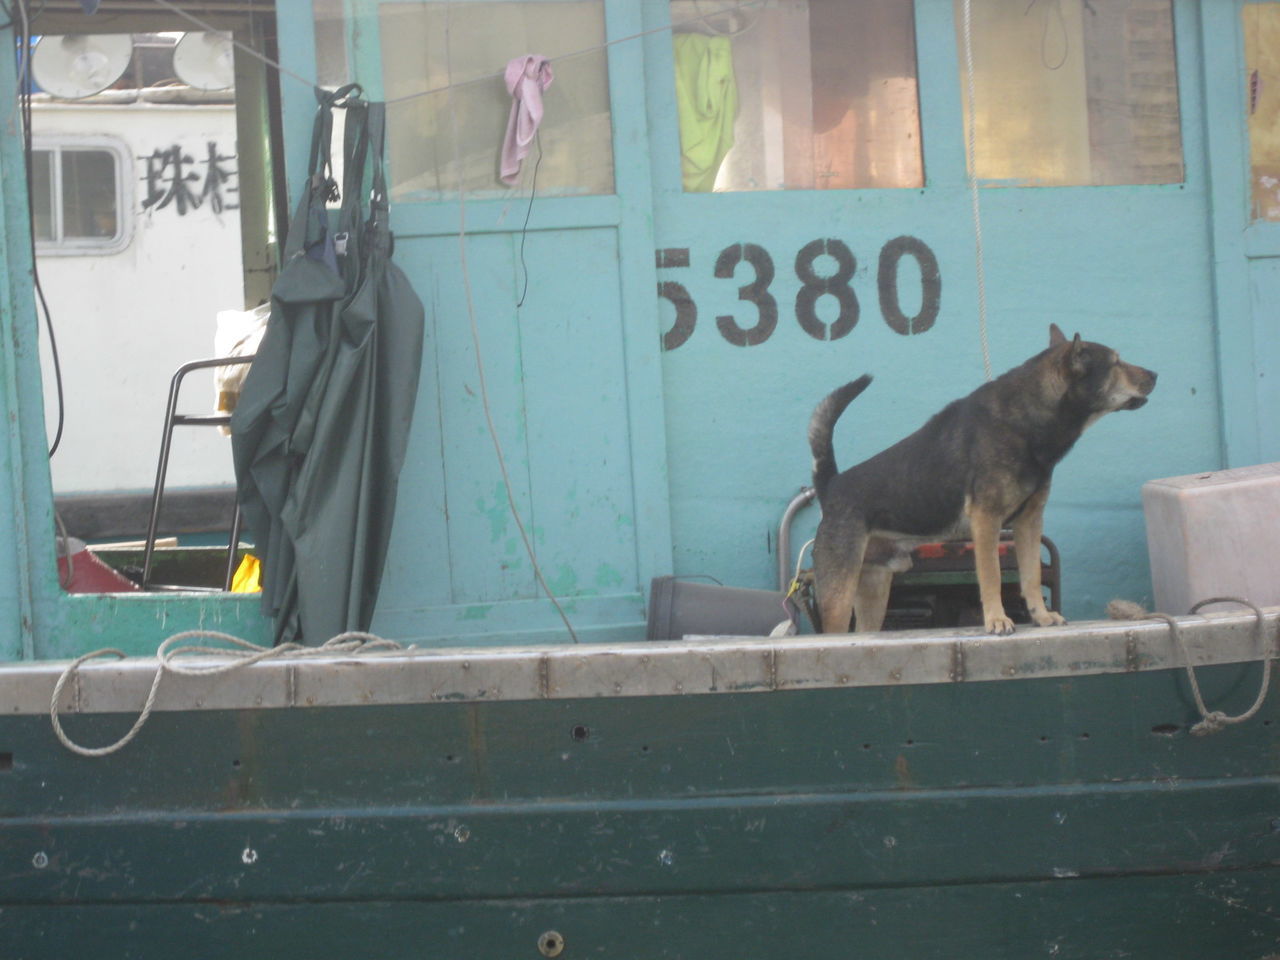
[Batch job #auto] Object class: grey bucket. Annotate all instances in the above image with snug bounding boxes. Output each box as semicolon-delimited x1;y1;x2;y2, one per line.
646;576;791;640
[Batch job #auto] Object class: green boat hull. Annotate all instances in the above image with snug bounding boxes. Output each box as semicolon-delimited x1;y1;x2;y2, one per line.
3;614;1278;957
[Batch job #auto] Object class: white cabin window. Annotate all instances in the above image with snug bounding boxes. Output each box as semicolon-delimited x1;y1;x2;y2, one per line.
32;139;131;255
956;0;1184;187
668;0;924;193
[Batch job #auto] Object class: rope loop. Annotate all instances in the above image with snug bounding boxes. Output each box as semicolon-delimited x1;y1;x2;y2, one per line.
1125;597;1274;737
50;631;411;758
49;647;161;758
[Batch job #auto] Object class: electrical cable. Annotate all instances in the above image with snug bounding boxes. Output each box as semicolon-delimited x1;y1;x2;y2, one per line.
144;0;764;107
1025;0;1069;72
0;0;45;32
515;134;542;309
145;0;315;90
12;0;67;454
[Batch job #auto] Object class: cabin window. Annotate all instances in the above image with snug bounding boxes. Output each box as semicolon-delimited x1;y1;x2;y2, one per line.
955;0;1183;187
667;0;923;193
31;140;130;254
1245;3;1280;220
315;0;615;200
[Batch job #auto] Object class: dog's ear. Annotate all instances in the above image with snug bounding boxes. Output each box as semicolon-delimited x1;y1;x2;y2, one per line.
1049;323;1067;347
1067;333;1086;373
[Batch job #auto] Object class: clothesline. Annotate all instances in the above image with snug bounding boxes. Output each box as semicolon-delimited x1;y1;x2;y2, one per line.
142;0;764;106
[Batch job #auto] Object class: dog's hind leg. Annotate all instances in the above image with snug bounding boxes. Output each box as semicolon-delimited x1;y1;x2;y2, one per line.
1012;485;1066;627
851;538;908;632
852;563;894;632
813;519;866;634
966;500;1016;635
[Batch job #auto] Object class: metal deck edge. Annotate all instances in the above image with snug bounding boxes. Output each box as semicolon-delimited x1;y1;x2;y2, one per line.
1;608;1277;715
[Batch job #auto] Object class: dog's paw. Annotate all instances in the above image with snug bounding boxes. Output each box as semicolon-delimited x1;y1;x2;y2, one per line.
1031;609;1067;627
985;613;1016;635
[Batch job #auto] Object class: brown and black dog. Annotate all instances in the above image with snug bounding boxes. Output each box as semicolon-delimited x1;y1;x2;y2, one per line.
807;325;1156;635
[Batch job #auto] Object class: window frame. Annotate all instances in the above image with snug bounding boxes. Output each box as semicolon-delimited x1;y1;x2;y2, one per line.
31;135;134;257
954;0;1185;190
666;0;927;195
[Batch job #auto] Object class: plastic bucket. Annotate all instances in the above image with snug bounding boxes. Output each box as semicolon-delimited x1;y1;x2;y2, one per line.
646;576;790;640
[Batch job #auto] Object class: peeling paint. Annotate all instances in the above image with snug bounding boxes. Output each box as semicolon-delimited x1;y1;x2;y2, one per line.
594;563;624;589
477;482;511;543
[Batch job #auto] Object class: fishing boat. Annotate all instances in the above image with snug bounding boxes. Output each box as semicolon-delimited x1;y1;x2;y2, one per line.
2;1;1278;956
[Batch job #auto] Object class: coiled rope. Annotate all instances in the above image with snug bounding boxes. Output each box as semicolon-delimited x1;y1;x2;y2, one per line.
50;631;409;758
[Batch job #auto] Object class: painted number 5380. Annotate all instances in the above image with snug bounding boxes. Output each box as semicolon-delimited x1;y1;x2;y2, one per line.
656;236;941;351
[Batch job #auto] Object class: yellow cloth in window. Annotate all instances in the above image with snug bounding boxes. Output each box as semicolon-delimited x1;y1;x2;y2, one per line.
672;33;738;192
231;553;262;593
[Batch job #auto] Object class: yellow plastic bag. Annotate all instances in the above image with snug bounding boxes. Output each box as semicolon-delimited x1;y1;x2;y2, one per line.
231;553;261;593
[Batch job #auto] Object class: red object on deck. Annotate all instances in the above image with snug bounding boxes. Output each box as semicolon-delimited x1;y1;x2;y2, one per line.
58;547;139;593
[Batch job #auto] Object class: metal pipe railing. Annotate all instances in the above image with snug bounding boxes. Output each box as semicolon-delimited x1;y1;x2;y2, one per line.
776;486;816;592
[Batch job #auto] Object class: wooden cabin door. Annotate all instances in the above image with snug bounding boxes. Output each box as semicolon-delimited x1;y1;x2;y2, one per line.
272;1;672;644
1237;1;1280;463
640;0;973;590
1200;0;1280;467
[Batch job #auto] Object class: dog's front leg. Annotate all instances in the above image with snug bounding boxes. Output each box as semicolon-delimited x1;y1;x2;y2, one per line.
966;501;1015;635
1012;486;1066;627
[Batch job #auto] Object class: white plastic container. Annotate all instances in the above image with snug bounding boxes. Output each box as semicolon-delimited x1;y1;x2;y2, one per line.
1142;462;1280;614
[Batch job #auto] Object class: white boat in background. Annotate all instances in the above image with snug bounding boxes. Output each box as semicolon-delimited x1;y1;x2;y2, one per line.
31;31;277;543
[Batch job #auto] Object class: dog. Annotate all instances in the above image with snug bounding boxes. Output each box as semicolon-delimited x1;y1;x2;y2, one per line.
807;324;1156;636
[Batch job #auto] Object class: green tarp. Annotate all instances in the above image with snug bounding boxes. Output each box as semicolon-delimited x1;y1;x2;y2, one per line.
232;88;424;644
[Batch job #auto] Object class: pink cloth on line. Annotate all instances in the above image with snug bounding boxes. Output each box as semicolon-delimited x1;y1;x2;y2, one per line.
500;55;554;185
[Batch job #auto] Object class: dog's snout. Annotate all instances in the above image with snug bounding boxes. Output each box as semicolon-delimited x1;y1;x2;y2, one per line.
1116;362;1155;411
1124;363;1157;395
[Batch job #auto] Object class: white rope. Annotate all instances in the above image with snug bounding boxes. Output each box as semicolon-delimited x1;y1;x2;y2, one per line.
50;631;409;758
961;0;993;382
1109;597;1275;736
793;537;815;585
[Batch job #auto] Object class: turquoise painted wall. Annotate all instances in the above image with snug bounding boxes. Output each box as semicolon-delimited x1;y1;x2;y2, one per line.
2;0;1277;658
646;0;1225;619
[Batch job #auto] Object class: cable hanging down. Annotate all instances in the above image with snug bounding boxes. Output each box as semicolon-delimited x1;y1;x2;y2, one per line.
961;0;992;382
12;0;67;454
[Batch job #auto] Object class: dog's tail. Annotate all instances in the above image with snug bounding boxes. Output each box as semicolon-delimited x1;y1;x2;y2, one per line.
808;375;873;503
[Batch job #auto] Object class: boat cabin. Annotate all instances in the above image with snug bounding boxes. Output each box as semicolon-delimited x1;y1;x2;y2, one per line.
3;0;1276;658
3;4;1280;957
